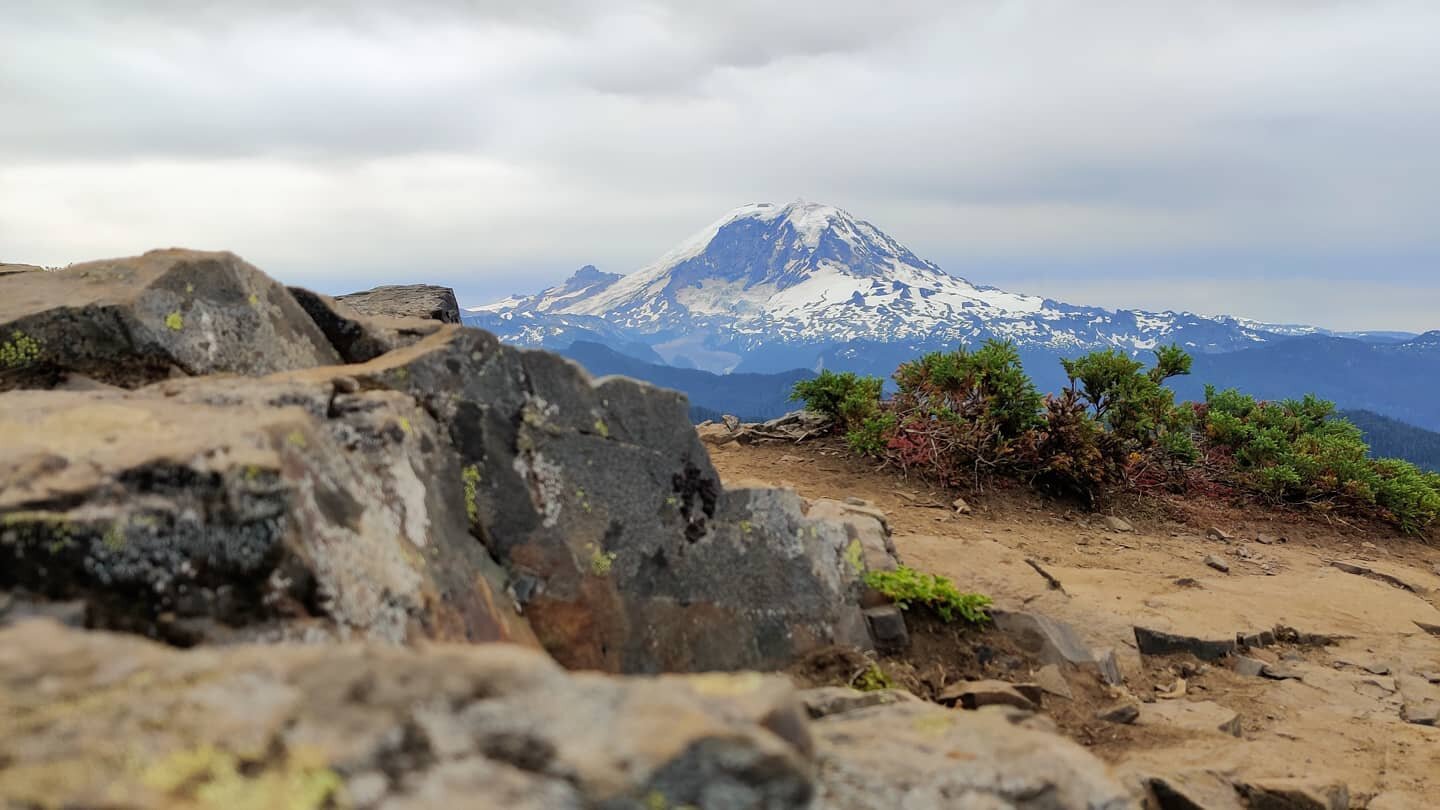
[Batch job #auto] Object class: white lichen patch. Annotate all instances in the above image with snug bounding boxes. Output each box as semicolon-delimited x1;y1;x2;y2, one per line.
388;455;430;549
512;451;564;528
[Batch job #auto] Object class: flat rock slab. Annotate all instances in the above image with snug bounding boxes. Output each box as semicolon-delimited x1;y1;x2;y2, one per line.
1238;778;1349;810
1135;626;1238;661
336;283;461;324
938;679;1038;711
1144;769;1245;810
1138;700;1242;738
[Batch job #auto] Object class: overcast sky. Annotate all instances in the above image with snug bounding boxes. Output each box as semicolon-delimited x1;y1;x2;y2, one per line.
3;1;1438;331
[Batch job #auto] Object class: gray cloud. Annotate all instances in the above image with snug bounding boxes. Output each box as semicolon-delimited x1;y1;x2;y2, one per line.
1;0;1438;331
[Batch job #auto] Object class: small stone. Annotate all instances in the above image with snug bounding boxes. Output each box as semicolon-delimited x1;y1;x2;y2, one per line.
1232;656;1267;677
1255;532;1281;545
1401;701;1439;726
1361;541;1377;550
1156;678;1187;699
1239;778;1349;810
1096;702;1140;724
1421;671;1440;684
1205;555;1230;573
1207;527;1232;541
938;679;1036;711
864;606;910;652
844;496;869;506
1363;661;1392;676
1033;664;1073;700
1261;663;1304;681
721;414;741;432
1145;771;1247;810
1102;515;1134;533
1134;627;1236;661
952;497;972;515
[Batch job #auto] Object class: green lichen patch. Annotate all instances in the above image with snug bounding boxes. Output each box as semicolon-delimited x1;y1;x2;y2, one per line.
587;543;617;576
0;330;42;368
462;465;481;524
164;311;184;331
140;745;342;810
592;418;610;438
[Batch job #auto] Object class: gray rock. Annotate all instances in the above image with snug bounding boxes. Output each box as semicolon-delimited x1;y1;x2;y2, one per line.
339;326;878;672
863;606;910;652
1102;515;1134;532
1238;778;1349;810
335;283;460;324
0;621;814;810
1232;656;1267;677
288;286;443;363
952;496;972;515
1143;769;1245;810
0;249;341;391
1134;626;1237;661
812;701;1133;809
938;679;1038;711
1204;555;1230;573
1206;527;1232;541
993;610;1123;683
1260;663;1303;681
800;686;920;719
0;381;535;647
1034;663;1075;699
1096;702;1141;724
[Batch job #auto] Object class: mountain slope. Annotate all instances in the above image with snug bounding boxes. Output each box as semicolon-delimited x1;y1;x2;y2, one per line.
1339;409;1440;471
476;200;1314;373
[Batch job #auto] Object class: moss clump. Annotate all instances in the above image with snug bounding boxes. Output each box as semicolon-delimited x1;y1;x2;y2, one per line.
865;566;991;624
462;465;481;524
164;311;184;331
593;418;610;438
0;330;41;368
853;662;895;692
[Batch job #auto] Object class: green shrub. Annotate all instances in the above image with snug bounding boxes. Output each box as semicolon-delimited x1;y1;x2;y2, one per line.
846;413;897;457
791;370;884;431
1203;386;1440;533
1061;344;1195;463
864;566;991;624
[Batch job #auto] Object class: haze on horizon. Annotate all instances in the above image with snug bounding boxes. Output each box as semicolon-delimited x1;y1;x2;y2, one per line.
2;0;1438;332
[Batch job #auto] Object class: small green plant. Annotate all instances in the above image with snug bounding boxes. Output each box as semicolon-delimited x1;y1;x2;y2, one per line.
791;370;884;431
0;330;41;368
853;662;895;692
864;566;991;624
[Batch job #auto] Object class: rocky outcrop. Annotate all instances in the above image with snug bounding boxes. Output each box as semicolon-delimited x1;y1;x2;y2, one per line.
336;283;462;324
0;621;1133;810
0;252;882;671
323;326;877;671
0;249;341;390
0;379;534;648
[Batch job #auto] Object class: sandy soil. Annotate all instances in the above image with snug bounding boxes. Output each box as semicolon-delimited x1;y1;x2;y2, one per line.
708;435;1440;805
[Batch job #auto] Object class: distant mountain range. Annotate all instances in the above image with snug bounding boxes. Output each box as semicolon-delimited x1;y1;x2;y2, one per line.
467;200;1438;429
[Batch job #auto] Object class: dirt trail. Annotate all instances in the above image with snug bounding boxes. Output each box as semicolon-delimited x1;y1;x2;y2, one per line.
708;436;1440;805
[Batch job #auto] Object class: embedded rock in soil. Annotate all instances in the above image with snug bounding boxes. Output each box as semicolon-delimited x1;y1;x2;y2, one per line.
335;283;461;324
0;380;534;647
1134;627;1237;661
1237;778;1349;810
316;326;882;672
1138;700;1242;738
993;610;1123;684
0;249;340;390
1140;769;1245;810
0;621;813;810
811;700;1133;809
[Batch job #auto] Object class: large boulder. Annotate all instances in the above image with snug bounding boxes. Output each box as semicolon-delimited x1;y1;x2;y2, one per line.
0;249;341;390
0;621;814;810
287;286;445;364
336;283;462;324
0;378;535;648
290;325;881;672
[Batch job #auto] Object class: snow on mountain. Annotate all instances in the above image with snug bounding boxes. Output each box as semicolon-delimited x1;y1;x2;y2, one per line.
471;200;1317;372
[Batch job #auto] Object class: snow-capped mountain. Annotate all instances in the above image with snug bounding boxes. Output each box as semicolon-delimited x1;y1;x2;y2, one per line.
469;200;1317;374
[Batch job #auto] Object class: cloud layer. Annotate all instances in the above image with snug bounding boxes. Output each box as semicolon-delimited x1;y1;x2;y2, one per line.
3;0;1438;330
